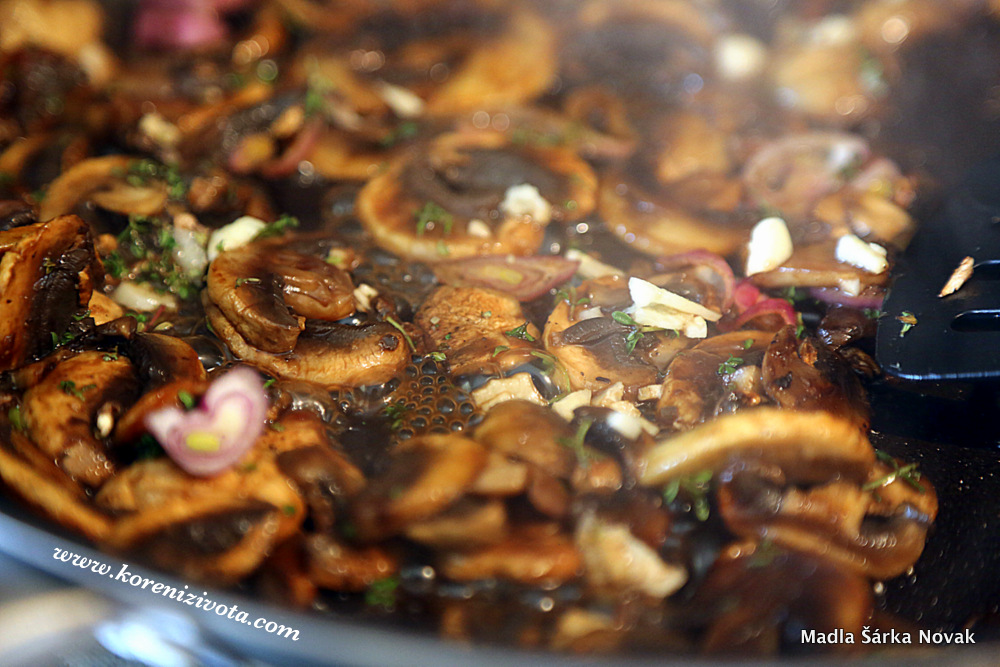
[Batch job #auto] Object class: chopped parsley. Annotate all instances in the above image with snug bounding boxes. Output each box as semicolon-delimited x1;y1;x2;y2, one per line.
263;378;276;389
127;159;187;200
504;322;536;342
365;576;399;608
59;381;95;400
558;417;598;468
427;351;446;362
898;311;917;337
492;345;509;358
7;405;26;433
384;315;416;352
414;201;453;236
865;449;925;493
742;338;754;350
554;285;590;306
254;214;299;240
281;504;297;516
380;121;420;147
384;401;410;429
864;308;884;320
662;470;713;522
717;354;743;375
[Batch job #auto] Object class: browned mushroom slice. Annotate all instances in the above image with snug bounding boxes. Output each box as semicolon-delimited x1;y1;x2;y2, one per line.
207;244;355;354
718;462;938;580
424;6;557;113
304;533;398;591
543;276;691;399
0;214;102;371
21;351;139;487
414;285;540;376
96;456;305;585
474;400;576;480
203;295;408;388
749;240;890;290
639;408;874;488
439;523;581;585
350;434;488;541
356;131;596;263
405;497;507;550
39;155;162;221
761;326;869;427
0;428;113;541
656;329;774;430
693;541;873;654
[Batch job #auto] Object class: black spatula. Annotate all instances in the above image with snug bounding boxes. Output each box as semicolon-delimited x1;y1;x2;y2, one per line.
877;155;1000;380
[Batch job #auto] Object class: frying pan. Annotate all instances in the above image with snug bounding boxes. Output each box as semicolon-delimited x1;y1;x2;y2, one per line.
4;1;1000;664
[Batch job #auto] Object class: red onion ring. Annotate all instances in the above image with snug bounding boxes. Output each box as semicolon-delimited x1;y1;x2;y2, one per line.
719;297;798;332
260;117;325;178
809;287;885;311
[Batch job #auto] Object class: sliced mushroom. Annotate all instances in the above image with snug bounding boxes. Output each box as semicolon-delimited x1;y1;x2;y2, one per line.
414;285;540;376
357;130;596;263
439;523;582;585
657;329;774;431
717;463;937;579
748;239;889;290
350;433;488;541
96;453;305;585
207;243;356;354
21;350;139;487
474;400;576;480
304;532;398;592
639;407;874;488
405;497;507;550
203;294;408;388
693;540;873;654
544;276;692;399
0;214;102;371
760;326;868;427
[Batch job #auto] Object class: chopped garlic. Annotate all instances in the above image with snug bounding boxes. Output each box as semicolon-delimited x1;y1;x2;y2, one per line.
375;81;425;118
837;277;862;297
630;306;707;339
500;184;552;225
95;404;116;438
637;384;663;401
628;277;722;321
471;373;547;411
835;234;888;274
551;389;592;421
139;112;181;149
715;34;767;82
592;382;625;406
207;216;267;261
745;216;793;276
605;410;643;440
353;283;379;312
939;256;975;298
112;281;177;311
467;219;492;238
565;248;623;279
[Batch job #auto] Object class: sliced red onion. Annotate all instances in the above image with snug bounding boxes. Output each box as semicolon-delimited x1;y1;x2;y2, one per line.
720;297;798;332
809;287;885;311
134;0;253;51
656;249;736;311
743;132;871;218
433;255;579;301
733;279;763;313
144;365;268;476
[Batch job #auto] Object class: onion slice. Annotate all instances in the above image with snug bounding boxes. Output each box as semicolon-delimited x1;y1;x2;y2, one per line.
144;365;268;476
809;287;885;311
720;297;798;332
432;255;579;301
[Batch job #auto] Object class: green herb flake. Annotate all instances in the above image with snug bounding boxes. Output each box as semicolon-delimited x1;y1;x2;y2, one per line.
558;417;598;468
102;352;119;362
611;310;637;327
263;378;276;389
380;121;420;147
385;315;416;352
254;214;300;240
72;309;92;321
662;470;713;521
58;381;94;400
414;201;453;236
7;405;26;433
717;354;743;376
865;449;925;493
269;422;286;432
504;322;536;342
428;351;446;362
365;576;399;608
898;311;917;337
492;345;509;358
281;504;297;516
864;308;883;320
742;338;754;350
177;391;196;410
